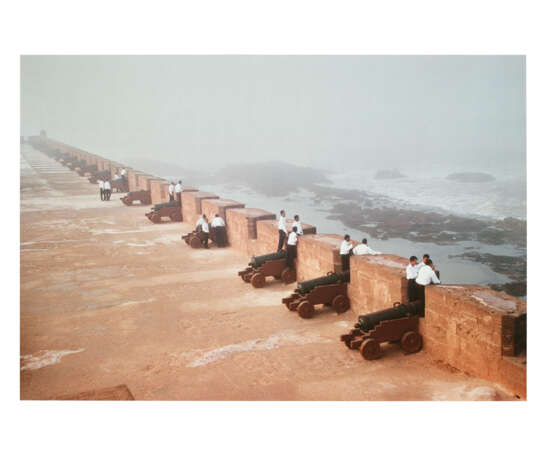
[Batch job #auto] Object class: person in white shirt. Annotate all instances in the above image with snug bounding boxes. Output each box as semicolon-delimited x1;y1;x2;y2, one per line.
417;254;429;270
211;214;227;247
285;226;299;269
406;256;420;301
195;215;206;232
352;238;381;256
201;216;210;249
114;174;120;180
103;180;111;201
120;168;127;177
292;214;304;236
175;181;183;202
168;182;175;202
98;179;105;201
415;258;441;304
340;234;354;271
277;210;287;252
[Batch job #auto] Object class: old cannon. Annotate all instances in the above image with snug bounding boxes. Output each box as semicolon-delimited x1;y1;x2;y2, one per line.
111;177;129;193
76;163;97;176
67;159;86;171
145;201;182;223
182;227;218;249
238;251;296;288
120;190;152;206
88;169;111;183
58;153;72;165
340;300;424;360
282;271;350;319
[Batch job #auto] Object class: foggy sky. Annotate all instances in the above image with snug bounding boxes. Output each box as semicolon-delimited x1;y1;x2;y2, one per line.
20;55;525;175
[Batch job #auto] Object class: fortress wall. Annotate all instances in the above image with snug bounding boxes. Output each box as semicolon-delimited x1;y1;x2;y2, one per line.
422;285;526;398
150;179;171;205
181;191;219;226
225;208;276;255
202;199;245;222
31;136;528;398
348;254;409;315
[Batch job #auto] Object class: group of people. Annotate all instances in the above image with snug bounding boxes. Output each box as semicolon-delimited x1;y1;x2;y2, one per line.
195;213;227;248
339;235;382;271
168;181;184;202
98;168;127;201
406;254;441;303
277;210;304;269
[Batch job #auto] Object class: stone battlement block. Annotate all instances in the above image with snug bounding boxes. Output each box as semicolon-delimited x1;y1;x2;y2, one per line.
225;208;276;255
182;191;220;224
202;198;245;221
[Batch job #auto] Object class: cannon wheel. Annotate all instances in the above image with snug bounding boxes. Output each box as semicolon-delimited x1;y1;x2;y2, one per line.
332;294;350;314
189;235;202;249
251;272;266;288
121;197;132;206
400;331;422;354
280;268;296;284
150;212;161;224
170;210;182;222
242;271;253;283
360;338;381;360
297;301;314;319
287;300;300;311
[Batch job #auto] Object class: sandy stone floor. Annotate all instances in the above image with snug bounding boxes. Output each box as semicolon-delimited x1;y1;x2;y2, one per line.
20;145;517;400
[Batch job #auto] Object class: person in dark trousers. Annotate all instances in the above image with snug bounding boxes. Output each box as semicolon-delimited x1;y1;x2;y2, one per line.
211;214;227;247
406;256;420;302
340;234;353;271
98;179;105;201
286;226;298;269
103;180;111;201
175;180;182;203
415;258;441;304
277;210;287;252
200;215;210;249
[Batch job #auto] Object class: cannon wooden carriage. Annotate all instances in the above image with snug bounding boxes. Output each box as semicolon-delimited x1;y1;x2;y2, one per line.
238;251;296;288
182;227;218;249
88;169;111;183
77;163;98;176
120;190;152;206
111;177;129;193
340;301;424;360
66;159;83;170
282;271;350;318
145;201;182;223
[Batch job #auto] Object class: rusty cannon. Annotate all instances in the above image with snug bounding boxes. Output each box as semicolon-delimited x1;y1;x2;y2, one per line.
340;300;424;360
111;177;129;193
182;227;219;249
77;163;98;176
120;190;152;206
282;271;350;319
67;159;86;171
88;169;111;183
238;251;296;288
145;201;182;223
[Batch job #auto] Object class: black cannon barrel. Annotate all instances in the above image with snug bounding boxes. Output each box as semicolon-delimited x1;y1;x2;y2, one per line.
153;200;179;211
356;300;424;332
297;271;350;295
249;250;286;268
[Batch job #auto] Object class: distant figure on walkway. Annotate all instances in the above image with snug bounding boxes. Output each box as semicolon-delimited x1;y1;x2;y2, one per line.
406;255;420;301
113;173;120;180
415;258;441;303
103;180;111;201
175;181;182;202
211;214;227;247
120;168;127;177
285;226;298;268
201;216;210;249
293;215;304;236
277;210;288;252
340;234;354;271
98;179;105;201
352;238;381;255
168;182;175;202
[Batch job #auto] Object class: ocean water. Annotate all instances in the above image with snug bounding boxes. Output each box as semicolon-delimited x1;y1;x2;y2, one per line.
327;171;526;221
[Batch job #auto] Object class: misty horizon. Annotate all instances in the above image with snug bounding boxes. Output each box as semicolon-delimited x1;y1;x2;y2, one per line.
21;55;526;177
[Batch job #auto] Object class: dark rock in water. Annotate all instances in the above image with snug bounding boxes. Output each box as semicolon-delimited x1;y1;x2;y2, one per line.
489;281;527;298
449;252;526;282
446;172;495;183
374;169;406;180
